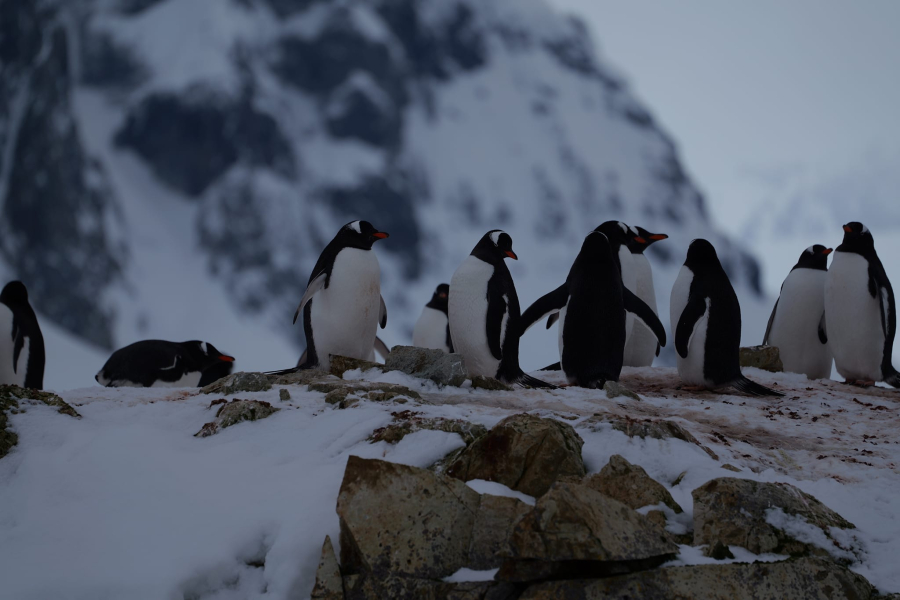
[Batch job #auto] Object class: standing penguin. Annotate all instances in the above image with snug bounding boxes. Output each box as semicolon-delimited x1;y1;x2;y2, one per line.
824;222;899;387
521;232;666;388
670;239;783;396
96;340;235;387
623;226;669;367
449;230;553;388
0;281;45;389
289;220;388;371
412;283;453;353
763;245;834;379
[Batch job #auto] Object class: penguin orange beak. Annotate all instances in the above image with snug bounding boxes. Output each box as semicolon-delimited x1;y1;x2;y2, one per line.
843;225;852;233
219;355;235;362
505;250;518;260
649;234;668;241
634;237;647;244
373;232;389;239
822;248;833;256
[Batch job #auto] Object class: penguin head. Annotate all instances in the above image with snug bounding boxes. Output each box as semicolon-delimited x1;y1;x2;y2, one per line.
594;221;632;249
684;239;721;270
0;281;29;306
626;226;669;254
839;222;875;254
581;231;615;261
427;283;450;312
473;230;517;263
183;341;235;370
338;220;390;250
794;244;832;271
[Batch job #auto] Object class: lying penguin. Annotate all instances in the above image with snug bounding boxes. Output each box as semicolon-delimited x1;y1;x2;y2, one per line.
96;340;235;387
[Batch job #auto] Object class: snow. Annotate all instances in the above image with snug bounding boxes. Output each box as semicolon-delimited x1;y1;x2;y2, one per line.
764;507;861;563
2;366;899;598
443;567;500;583
466;479;537;506
663;544;788;568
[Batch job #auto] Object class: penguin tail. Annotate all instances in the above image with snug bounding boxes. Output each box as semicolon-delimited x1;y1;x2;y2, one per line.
511;370;557;389
884;367;900;389
731;375;784;397
265;366;301;376
539;361;562;371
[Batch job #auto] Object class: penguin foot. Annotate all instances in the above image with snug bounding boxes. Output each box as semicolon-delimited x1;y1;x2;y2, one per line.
844;379;876;388
680;385;708;392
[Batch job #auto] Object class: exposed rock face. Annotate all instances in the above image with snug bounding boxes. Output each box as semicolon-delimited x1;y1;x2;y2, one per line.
337;456;481;579
447;414;586;497
740;346;784;372
499;482;678;581
311;536;343;600
329;356;385;378
518;557;875;600
342;574;515;600
1;385;81;459
384;346;467;386
200;372;272;395
471;377;513;391
266;369;333;386
693;478;858;560
584;454;683;513
194;399;279;437
468;494;533;570
369;411;486;445
310;381;421;409
584;414;718;460
603;381;641;401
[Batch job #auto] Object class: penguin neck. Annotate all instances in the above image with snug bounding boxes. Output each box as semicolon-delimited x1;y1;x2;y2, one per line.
470;246;505;267
425;297;449;314
836;239;876;261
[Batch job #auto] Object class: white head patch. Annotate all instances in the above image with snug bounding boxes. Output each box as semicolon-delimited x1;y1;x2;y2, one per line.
862;224;869;234
347;221;362;233
201;342;208;355
804;245;815;254
489;231;506;246
618;222;628;234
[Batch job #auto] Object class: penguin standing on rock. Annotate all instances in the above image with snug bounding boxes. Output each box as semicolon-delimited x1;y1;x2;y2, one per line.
623;227;668;367
96;340;235;388
0;281;45;389
449;230;553;388
824;222;900;388
521;232;666;388
281;220;389;372
763;245;834;380
670;239;783;396
412;283;453;353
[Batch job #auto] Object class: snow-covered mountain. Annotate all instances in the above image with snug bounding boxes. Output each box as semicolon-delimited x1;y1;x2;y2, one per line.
0;0;767;389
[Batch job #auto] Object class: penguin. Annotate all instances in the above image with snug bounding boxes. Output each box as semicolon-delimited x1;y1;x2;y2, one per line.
95;340;235;388
448;230;553;388
288;220;388;371
763;245;834;380
824;222;900;388
520;232;666;388
0;281;45;390
623;226;669;367
412;283;453;353
670;239;783;396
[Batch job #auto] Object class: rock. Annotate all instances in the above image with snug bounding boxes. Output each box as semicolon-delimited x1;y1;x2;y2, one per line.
645;510;668;529
584;414;719;460
330;355;384;378
200;372;272;395
692;478;858;561
721;463;741;472
311;536;343;600
313;382;421;409
194;399;279;437
498;482;678;581
1;385;81;459
518;557;875;600
446;414;586;497
337;456;480;579
471;376;513;391
468;494;533;570
342;574;514;600
739;345;784;373
266;369;333;386
369;411;487;445
384;346;468;386
279;388;291;401
583;454;683;514
603;381;641;401
705;541;735;560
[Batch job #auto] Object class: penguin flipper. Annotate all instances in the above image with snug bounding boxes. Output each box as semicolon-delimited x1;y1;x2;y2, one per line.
623;288;667;347
521;284;569;334
374;336;390;360
675;295;707;359
379;295;388;329
540;361;561;371
817;312;828;345
871;258;898;375
731;375;785;397
763;297;779;346
486;280;509;361
293;272;327;324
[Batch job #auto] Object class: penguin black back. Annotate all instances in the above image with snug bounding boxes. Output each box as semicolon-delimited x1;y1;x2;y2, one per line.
96;340;235;387
0;281;45;389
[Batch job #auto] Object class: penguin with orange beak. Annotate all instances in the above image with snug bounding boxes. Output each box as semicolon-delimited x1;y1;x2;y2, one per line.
623;226;669;367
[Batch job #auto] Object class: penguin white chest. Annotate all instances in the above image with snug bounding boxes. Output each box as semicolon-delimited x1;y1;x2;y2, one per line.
825;253;885;381
768;269;832;379
670;266;711;386
0;305;27;387
310;248;381;364
413;307;450;352
449;256;501;378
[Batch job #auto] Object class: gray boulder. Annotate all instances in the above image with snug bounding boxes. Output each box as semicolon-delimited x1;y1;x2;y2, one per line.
384;346;468;386
447;414;586;497
342;574;517;600
200;371;271;395
468;494;533;570
311;536;343;600
369;413;486;445
194;399;279;437
583;414;719;460
740;345;784;372
471;376;513;391
584;454;683;514
329;355;384;378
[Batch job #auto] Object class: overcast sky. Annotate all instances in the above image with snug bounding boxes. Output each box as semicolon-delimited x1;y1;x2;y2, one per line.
547;0;900;241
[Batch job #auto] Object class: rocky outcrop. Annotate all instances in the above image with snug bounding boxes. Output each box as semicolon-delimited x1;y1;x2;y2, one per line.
471;377;513;391
194;399;279;437
446;414;586;497
200;372;272;395
468;494;533;570
583;455;683;514
1;385;81;459
311;536;343;600
583;414;718;460
309;381;421;409
384;346;467;386
603;381;641;401
329;356;385;378
368;411;486;445
518;557;875;600
740;346;784;372
693;478;859;561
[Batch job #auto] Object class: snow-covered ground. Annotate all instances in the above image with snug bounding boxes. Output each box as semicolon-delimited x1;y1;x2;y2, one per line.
1;367;898;599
